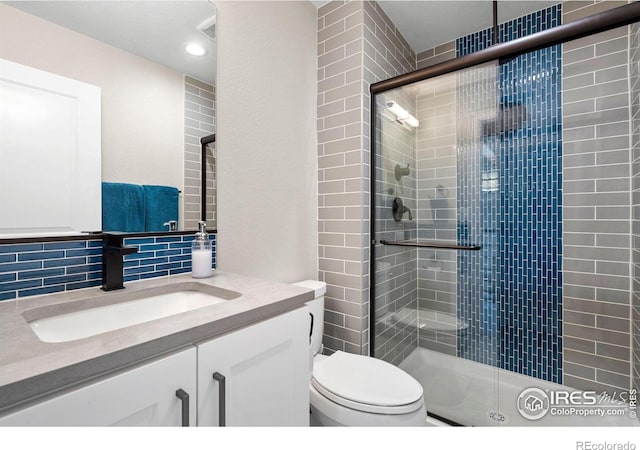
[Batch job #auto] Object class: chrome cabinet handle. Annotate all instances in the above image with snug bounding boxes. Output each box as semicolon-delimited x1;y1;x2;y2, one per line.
175;389;190;427
212;372;226;427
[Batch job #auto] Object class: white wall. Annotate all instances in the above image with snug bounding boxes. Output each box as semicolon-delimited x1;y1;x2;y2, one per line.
216;0;318;282
0;4;184;191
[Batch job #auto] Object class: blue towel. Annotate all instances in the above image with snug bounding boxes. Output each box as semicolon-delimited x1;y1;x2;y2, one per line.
102;182;145;232
143;185;179;232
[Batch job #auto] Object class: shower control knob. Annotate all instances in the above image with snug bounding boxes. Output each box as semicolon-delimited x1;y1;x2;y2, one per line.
392;197;413;222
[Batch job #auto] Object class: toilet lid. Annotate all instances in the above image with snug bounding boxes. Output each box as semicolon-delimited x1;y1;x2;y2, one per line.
312;351;424;414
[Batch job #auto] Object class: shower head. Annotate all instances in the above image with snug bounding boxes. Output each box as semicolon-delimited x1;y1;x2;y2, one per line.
482;103;527;137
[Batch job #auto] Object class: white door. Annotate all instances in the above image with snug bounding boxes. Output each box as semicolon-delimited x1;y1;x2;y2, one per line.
0;348;196;426
0;57;101;237
197;307;310;426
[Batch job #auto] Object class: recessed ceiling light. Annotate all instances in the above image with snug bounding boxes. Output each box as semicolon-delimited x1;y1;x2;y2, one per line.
185;43;206;56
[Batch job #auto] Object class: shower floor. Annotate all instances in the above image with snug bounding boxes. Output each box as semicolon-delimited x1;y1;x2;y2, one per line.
399;347;639;427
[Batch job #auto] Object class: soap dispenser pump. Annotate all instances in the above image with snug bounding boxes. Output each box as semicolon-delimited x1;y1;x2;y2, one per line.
191;221;213;278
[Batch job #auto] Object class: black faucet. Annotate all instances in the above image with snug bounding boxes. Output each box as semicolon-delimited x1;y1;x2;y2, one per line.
102;233;138;291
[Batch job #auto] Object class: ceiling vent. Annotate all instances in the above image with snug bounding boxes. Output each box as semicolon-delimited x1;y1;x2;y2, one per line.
197;15;216;41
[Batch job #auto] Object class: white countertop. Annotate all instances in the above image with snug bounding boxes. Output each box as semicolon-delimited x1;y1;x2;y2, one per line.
0;271;313;412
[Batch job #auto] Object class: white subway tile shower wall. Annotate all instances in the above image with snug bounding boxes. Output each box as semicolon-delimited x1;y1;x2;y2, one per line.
562;0;633;394
373;88;419;365
416;41;456;71
317;0;416;355
415;70;460;356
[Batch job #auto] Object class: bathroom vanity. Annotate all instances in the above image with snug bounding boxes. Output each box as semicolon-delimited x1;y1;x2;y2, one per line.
0;272;313;426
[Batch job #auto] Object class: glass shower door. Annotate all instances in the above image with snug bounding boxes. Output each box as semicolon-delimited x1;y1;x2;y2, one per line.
372;62;502;425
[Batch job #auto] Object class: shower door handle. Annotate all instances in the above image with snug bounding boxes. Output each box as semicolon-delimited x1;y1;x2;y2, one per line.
379;240;481;250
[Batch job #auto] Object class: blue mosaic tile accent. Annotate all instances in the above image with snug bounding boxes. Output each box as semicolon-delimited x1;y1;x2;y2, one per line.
456;4;563;383
0;233;217;301
122;233;216;282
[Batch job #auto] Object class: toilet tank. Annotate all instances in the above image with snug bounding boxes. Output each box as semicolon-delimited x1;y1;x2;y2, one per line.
291;280;326;356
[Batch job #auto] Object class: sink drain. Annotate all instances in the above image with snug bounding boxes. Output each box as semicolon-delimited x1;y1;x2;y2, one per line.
487;411;508;424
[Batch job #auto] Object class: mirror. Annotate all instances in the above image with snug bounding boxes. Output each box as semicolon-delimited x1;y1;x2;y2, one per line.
0;0;216;238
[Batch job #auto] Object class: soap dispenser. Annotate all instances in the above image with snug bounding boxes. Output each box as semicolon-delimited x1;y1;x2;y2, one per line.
191;221;213;278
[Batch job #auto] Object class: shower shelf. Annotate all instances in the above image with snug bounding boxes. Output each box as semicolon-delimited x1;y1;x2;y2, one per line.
379;240;482;251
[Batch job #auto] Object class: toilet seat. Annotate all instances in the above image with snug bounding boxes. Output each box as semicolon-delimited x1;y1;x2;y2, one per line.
311;351;425;415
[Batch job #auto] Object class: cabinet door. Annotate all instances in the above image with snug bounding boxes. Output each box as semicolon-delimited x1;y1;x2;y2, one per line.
0;348;196;426
197;307;310;426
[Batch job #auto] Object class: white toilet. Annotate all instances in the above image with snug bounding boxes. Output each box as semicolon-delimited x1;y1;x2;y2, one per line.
292;280;428;426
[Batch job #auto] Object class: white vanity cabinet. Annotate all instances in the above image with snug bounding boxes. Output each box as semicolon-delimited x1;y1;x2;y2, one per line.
0;347;197;426
0;306;310;427
197;307;310;426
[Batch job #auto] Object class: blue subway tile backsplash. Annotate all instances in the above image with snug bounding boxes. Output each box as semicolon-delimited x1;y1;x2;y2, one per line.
0;243;43;254
17;250;65;261
0;232;216;301
43;241;88;250
122;233;216;282
18;268;65;280
0;254;16;264
456;4;563;383
0;273;16;283
0;292;16;301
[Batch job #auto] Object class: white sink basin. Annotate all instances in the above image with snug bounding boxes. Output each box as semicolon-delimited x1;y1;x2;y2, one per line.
26;283;239;343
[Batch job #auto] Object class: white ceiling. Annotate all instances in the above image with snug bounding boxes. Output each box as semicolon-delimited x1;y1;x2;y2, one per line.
378;1;558;53
7;1;560;84
3;1;217;84
317;1;558;53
